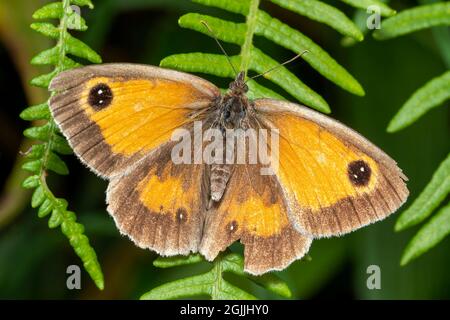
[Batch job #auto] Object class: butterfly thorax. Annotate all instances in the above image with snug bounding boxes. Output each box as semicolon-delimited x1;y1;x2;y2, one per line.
209;72;254;205
218;71;253;130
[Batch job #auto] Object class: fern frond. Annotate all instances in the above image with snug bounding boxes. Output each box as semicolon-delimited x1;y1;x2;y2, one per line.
162;0;367;114
20;0;104;290
141;253;292;300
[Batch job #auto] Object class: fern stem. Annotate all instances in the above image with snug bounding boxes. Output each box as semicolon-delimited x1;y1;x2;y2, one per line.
39;0;70;179
239;0;260;77
211;254;223;300
57;0;70;71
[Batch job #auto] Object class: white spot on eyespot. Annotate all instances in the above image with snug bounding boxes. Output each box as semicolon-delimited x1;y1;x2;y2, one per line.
360;167;365;172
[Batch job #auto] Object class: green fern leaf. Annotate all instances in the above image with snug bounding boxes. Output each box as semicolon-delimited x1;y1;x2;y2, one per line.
19;103;51;121
395;153;450;232
373;2;450;40
32;2;64;20
270;0;364;41
30;22;60;38
22;175;41;189
387;71;450;133
338;0;396;17
141;253;291;300
31;47;60;65
38;199;54;218
51;134;73;155
30;70;59;88
22;160;42;173
400;202;450;266
23;124;52;142
21;0;104;290
72;0;94;8
25;145;46;160
64;34;102;63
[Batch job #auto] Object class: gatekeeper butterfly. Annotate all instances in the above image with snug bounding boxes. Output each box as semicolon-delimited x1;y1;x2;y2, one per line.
49;64;408;275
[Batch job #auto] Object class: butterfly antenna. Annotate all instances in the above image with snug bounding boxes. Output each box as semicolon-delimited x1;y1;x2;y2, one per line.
248;50;309;81
200;20;238;77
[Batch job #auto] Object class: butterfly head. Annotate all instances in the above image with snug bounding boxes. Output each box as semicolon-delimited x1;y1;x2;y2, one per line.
228;71;248;96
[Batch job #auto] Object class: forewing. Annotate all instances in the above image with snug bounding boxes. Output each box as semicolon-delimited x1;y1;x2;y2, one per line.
49;63;219;178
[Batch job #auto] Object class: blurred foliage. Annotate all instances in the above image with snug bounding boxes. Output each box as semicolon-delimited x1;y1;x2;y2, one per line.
373;0;450;267
0;0;449;300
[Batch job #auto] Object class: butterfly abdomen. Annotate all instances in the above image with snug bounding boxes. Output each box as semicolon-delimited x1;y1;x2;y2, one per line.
210;164;232;202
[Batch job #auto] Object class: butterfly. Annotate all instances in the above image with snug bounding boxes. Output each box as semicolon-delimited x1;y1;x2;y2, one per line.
49;63;408;275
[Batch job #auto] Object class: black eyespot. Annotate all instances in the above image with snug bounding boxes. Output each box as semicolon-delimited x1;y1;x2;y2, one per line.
176;208;187;223
348;160;371;186
88;83;113;110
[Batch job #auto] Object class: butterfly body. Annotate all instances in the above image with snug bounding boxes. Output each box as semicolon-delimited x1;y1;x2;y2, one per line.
205;71;254;203
49;63;409;275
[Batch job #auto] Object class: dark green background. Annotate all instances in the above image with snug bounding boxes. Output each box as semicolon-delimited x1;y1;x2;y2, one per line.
0;0;449;299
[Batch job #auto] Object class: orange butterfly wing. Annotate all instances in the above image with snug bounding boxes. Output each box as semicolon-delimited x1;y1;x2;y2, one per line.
254;99;409;237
